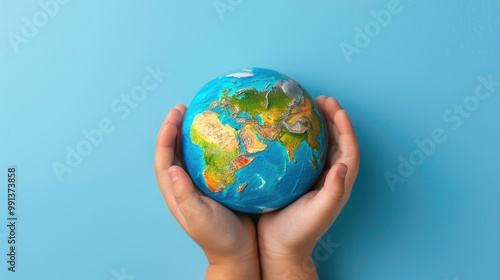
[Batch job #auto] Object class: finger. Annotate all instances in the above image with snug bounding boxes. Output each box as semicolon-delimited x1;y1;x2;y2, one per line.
311;163;348;224
168;166;213;230
324;97;343;114
154;106;186;223
332;110;359;188
315;95;327;107
322;97;342;161
154;106;183;193
155;106;185;173
174;104;187;115
316;97;342;167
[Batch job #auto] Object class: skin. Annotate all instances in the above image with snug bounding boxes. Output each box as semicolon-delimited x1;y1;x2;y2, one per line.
154;97;360;280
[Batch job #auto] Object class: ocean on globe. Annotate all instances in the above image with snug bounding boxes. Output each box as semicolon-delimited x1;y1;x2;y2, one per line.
180;67;327;213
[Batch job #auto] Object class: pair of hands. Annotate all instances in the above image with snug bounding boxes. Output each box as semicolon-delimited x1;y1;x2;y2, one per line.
154;96;359;280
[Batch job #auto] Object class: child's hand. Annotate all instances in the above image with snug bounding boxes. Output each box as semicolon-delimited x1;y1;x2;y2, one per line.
154;105;260;280
257;96;360;279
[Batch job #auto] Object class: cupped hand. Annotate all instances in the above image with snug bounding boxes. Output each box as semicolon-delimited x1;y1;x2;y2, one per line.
154;105;259;279
257;96;360;277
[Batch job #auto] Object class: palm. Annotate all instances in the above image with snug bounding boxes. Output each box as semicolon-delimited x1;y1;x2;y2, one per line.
258;190;321;253
194;196;257;255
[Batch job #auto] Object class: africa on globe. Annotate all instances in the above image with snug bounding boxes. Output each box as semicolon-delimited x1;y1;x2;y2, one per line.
181;67;327;213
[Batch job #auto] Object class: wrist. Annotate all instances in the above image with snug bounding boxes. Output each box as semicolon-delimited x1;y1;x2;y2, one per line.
206;260;260;280
205;243;260;280
259;249;318;280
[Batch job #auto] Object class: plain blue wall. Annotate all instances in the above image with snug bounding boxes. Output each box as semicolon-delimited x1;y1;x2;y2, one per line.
0;0;499;279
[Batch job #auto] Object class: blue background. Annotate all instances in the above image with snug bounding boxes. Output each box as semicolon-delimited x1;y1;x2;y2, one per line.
0;0;498;279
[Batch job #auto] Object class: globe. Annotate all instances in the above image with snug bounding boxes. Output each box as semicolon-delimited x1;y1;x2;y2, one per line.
181;67;328;213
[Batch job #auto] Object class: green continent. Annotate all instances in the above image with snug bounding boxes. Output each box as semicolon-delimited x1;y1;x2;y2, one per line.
220;86;294;126
217;84;324;166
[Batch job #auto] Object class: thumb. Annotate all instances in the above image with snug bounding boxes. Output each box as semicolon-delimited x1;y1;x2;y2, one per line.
314;163;348;213
168;166;211;223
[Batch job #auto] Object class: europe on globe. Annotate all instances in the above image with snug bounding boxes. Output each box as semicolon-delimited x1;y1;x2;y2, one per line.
181;67;327;213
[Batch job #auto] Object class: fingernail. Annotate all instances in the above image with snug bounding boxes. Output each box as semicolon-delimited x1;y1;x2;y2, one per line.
168;168;179;182
338;164;348;179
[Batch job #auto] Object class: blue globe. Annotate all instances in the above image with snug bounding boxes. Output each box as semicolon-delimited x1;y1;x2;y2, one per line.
181;68;327;213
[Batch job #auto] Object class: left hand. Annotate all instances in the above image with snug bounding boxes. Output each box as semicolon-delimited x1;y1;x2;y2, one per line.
257;96;360;279
154;105;260;280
